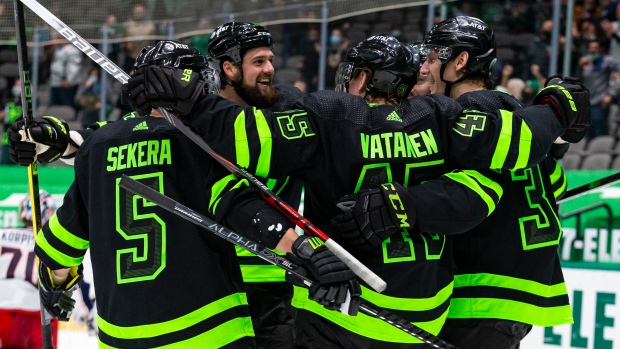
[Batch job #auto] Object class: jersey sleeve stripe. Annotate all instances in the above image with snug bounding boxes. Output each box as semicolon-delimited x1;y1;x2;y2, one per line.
490;110;513;169
514;121;532;169
35;231;84;267
253;109;272;177
47;214;89;251
209;173;240;214
444;171;502;216
234;110;250;168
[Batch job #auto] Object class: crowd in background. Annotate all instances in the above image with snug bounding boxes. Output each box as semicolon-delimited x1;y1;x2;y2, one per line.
3;0;620;165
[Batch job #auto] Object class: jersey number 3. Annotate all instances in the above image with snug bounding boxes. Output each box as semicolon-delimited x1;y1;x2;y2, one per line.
115;173;166;284
512;167;562;250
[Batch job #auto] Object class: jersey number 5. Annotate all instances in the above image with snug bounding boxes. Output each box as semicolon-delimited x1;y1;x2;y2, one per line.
115;173;167;284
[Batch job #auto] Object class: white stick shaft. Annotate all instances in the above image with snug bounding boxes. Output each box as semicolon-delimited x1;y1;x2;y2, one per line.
22;0;388;294
20;0;129;83
324;239;387;293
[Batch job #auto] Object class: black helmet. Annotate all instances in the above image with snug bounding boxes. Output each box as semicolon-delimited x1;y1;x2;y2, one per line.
206;22;273;72
409;41;426;62
423;16;496;76
135;40;220;93
336;35;419;101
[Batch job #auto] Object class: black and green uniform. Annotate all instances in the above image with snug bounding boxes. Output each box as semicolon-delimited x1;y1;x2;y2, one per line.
231;84;305;349
176;90;566;348
33;115;296;349
440;90;572;349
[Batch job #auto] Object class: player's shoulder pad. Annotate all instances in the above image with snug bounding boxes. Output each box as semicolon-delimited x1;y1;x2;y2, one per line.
400;94;463;127
456;90;523;112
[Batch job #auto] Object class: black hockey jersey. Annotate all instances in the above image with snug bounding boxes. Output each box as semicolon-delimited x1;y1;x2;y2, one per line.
33;116;296;348
176;90;563;344
233;84;305;284
447;90;573;327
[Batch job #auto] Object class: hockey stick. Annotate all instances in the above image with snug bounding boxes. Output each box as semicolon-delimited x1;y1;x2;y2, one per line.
557;171;620;204
12;0;55;347
118;175;458;349
18;0;387;293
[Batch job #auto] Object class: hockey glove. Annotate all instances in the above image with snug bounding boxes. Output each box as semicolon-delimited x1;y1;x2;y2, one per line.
333;182;417;250
122;65;206;116
8;116;76;165
285;235;361;315
533;76;591;143
38;262;83;321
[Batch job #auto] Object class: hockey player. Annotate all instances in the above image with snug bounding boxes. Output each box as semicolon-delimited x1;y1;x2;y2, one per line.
420;16;574;348
8;24;305;349
0;191;58;348
28;41;361;349
122;34;589;348
206;22;304;349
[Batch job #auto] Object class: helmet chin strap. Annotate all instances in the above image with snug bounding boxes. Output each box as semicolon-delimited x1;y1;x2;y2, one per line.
439;63;468;97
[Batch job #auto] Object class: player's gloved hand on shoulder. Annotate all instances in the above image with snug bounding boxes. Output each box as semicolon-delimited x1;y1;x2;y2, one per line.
8;116;74;165
533;76;590;143
122;65;206;116
38;262;83;321
332;182;417;250
285;235;361;316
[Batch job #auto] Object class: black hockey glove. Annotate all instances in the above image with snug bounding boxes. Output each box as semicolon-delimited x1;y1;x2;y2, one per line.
8;116;74;165
332;183;417;250
122;65;206;116
533;76;591;143
285;236;361;315
38;262;83;321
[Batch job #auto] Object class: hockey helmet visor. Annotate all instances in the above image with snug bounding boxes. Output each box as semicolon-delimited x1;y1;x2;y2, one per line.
422;45;453;64
335;62;355;92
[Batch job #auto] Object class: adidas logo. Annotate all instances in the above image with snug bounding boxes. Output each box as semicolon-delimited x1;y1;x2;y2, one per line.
133;121;148;131
386;111;402;122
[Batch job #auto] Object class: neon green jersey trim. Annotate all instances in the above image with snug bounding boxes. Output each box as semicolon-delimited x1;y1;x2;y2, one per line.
490;110;513;169
291;283;451;343
234;110;249;168
515;121;532;169
97;293;250;339
448;298;573;326
47;214;89;251
454;273;568;297
254;108;272;177
98;317;254;349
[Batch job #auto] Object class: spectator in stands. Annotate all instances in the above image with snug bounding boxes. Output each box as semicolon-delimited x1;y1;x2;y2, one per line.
390;24;408;43
122;3;155;73
293;79;307;93
301;26;320;92
99;14;123;66
526;19;557;79
75;68;103;129
325;27;350;89
578;39;620;140
505;1;536;34
48;40;82;118
1;80;23;164
189;18;211;56
282;22;309;65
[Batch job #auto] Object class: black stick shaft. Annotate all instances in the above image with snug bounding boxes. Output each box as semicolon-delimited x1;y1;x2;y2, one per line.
12;1;53;348
118;175;458;349
558;171;620;204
